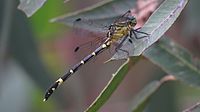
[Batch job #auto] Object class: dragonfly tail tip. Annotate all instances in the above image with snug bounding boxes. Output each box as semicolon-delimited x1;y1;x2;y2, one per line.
43;99;46;102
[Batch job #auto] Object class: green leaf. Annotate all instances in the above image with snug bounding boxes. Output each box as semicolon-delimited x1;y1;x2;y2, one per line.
11;3;52;89
131;75;176;112
132;81;160;112
51;0;138;32
143;37;200;87
85;57;139;112
112;0;189;60
11;1;67;105
18;0;47;17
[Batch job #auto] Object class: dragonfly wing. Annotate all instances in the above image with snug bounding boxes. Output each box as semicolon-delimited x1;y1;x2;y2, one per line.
72;17;117;33
113;10;133;24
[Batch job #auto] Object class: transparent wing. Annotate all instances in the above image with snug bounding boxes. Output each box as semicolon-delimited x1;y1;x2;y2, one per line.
72;17;116;33
113;10;133;24
51;0;137;32
72;10;133;33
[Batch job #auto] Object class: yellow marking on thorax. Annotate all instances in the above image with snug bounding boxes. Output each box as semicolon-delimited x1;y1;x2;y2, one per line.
111;26;129;42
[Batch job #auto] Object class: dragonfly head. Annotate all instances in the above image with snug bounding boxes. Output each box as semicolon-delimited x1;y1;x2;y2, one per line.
127;16;137;28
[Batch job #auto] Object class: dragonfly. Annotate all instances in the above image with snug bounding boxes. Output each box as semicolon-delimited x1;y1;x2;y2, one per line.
43;10;149;101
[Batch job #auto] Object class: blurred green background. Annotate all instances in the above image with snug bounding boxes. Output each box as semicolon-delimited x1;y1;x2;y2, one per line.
0;0;200;112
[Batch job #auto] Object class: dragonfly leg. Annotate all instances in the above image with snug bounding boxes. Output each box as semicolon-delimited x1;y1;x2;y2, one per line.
114;35;130;58
114;35;128;49
134;28;150;35
130;29;149;39
116;48;129;58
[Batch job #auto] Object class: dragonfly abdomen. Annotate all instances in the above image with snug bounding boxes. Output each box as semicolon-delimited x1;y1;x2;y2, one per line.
43;39;111;101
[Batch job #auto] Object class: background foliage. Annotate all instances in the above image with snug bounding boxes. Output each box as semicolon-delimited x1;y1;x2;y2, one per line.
0;0;200;112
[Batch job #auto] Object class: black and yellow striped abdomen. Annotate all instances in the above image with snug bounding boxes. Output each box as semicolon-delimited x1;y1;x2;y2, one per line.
44;10;138;101
43;38;112;101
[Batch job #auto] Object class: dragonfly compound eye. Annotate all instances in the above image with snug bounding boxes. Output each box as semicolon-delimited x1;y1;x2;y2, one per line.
130;18;137;26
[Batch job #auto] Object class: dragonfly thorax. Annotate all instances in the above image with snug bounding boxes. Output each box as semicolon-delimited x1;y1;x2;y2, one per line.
107;15;137;43
111;26;129;42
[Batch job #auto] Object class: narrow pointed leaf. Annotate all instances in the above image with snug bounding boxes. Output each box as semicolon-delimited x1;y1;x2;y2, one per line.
143;37;200;87
132;81;160;112
85;57;139;112
18;0;47;17
112;0;189;60
132;75;176;112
